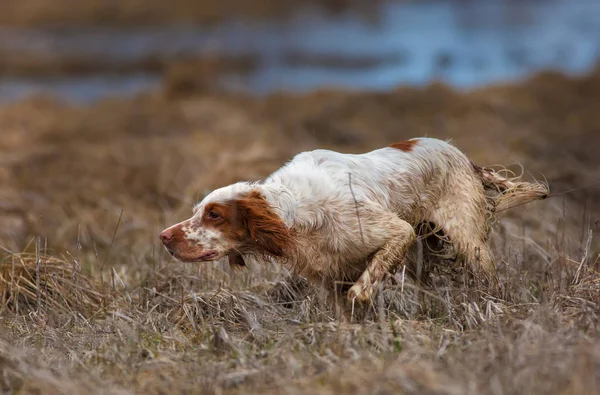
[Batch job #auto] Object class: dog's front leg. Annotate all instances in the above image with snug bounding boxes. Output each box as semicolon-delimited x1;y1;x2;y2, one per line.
347;216;416;303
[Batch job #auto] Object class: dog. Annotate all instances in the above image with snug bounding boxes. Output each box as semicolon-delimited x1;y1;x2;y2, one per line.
159;137;548;302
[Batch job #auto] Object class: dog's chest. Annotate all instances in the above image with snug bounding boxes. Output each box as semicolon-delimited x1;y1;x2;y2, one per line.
287;230;373;284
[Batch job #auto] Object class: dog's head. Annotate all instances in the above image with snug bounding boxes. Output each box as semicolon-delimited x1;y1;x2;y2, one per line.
159;183;293;268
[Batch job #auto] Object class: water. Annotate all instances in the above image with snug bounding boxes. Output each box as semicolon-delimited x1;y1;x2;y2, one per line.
0;0;599;103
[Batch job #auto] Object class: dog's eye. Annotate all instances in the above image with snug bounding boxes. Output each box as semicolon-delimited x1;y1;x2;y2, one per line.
206;211;220;220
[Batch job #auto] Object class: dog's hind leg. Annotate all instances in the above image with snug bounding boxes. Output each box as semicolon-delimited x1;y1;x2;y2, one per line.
425;184;498;287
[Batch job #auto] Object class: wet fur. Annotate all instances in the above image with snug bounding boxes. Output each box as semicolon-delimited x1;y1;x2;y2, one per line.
161;137;549;302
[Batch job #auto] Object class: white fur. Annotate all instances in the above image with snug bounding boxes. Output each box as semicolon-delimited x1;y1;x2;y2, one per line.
166;137;548;302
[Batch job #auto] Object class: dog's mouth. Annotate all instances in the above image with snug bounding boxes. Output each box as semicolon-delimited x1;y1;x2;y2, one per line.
198;251;219;261
165;248;220;263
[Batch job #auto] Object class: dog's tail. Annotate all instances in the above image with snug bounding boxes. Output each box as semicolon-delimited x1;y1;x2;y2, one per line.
472;162;549;213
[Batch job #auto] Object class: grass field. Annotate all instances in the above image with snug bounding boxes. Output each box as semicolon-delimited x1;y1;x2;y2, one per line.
1;64;599;394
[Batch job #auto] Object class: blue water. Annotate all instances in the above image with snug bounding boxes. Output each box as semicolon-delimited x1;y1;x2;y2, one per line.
0;0;599;103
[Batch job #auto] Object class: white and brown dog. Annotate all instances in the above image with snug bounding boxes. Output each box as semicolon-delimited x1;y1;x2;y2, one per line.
160;137;548;302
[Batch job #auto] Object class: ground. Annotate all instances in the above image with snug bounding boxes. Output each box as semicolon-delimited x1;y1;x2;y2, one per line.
1;30;600;395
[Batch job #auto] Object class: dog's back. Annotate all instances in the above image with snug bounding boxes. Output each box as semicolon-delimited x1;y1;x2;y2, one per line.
266;137;477;223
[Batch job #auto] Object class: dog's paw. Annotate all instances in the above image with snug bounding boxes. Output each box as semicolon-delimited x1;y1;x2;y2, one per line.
347;282;373;303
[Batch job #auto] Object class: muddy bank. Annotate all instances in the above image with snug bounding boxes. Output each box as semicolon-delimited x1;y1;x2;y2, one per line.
0;0;378;27
0;52;257;78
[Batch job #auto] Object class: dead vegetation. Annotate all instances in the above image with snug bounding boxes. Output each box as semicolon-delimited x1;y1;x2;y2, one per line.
0;62;600;394
0;251;104;316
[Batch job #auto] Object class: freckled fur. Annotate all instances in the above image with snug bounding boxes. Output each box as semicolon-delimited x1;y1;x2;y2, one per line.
160;137;549;302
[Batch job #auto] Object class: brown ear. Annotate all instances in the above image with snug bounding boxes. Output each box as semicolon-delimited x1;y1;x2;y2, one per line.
227;252;246;271
236;190;294;257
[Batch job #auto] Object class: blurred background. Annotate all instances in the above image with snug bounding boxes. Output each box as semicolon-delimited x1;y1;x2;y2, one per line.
0;0;599;102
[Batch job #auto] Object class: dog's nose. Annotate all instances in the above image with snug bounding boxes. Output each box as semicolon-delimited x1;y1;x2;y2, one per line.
159;229;174;244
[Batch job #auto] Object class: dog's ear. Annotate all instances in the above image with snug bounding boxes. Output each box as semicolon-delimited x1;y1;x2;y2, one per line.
227;252;246;271
235;190;294;257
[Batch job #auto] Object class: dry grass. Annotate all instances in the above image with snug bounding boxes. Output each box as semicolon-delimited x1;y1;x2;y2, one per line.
1;65;600;394
0;252;104;316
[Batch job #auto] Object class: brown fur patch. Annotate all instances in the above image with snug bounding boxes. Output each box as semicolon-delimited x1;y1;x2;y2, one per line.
389;139;418;152
199;190;295;260
234;190;295;257
161;224;205;262
201;201;248;241
168;226;186;240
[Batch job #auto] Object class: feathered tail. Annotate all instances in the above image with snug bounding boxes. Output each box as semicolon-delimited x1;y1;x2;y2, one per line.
472;162;549;213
